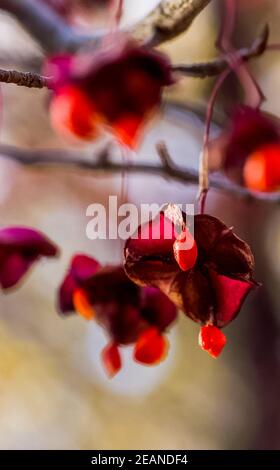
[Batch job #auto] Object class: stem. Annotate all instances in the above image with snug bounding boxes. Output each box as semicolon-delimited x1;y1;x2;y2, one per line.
217;0;265;108
196;3;268;213
173;25;269;78
216;0;236;52
198;68;231;213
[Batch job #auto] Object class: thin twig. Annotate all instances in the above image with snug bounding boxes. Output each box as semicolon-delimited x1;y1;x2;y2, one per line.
217;1;265;109
173;24;269;77
197;68;231;213
0;143;279;203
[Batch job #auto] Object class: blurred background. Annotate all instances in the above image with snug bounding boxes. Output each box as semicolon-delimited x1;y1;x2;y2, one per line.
0;0;279;450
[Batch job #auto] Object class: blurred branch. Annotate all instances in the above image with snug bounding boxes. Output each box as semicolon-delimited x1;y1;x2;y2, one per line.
0;0;96;53
0;0;211;53
0;26;269;89
0;142;279;203
132;0;212;46
173;24;269;77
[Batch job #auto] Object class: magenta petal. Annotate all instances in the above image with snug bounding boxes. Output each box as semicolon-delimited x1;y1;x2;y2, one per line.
209;269;255;328
70;254;101;282
58;255;100;314
43;55;74;91
58;256;178;345
83;266;139;305
58;272;77;314
126;211;177;257
140;287;177;331
0;227;58;257
169;269;214;324
124;211;179;286
0;252;37;289
0;226;58;289
95;303;146;345
195;214;254;280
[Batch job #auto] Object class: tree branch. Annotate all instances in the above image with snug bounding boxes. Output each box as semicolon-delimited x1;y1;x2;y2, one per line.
173;24;269;77
0;0;98;54
0;26;268;89
0;143;279;203
132;0;212;46
0;68;51;88
0;0;212;53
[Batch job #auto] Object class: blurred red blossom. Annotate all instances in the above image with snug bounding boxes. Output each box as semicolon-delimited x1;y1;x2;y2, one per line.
46;36;173;146
58;254;177;376
0;227;59;289
217;106;280;192
124;207;257;357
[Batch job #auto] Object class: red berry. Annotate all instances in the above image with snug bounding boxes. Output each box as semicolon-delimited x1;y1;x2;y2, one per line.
50;85;98;140
198;325;226;358
134;327;169;365
101;342;122;378
173;229;198;272
243;143;280;192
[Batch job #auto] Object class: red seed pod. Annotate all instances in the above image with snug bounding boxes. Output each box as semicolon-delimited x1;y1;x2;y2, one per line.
198;325;227;358
46;38;173;147
173;229;198;272
101;342;122;377
50;85;98;140
125;212;256;329
243;143;280;192
134;327;169;365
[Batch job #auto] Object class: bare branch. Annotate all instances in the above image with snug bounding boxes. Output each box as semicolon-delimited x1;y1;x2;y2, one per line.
0;0;212;53
0;68;51;88
0;26;268;90
0;143;279;203
156;141;174;170
0;0;98;53
173;24;269;77
132;0;212;46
